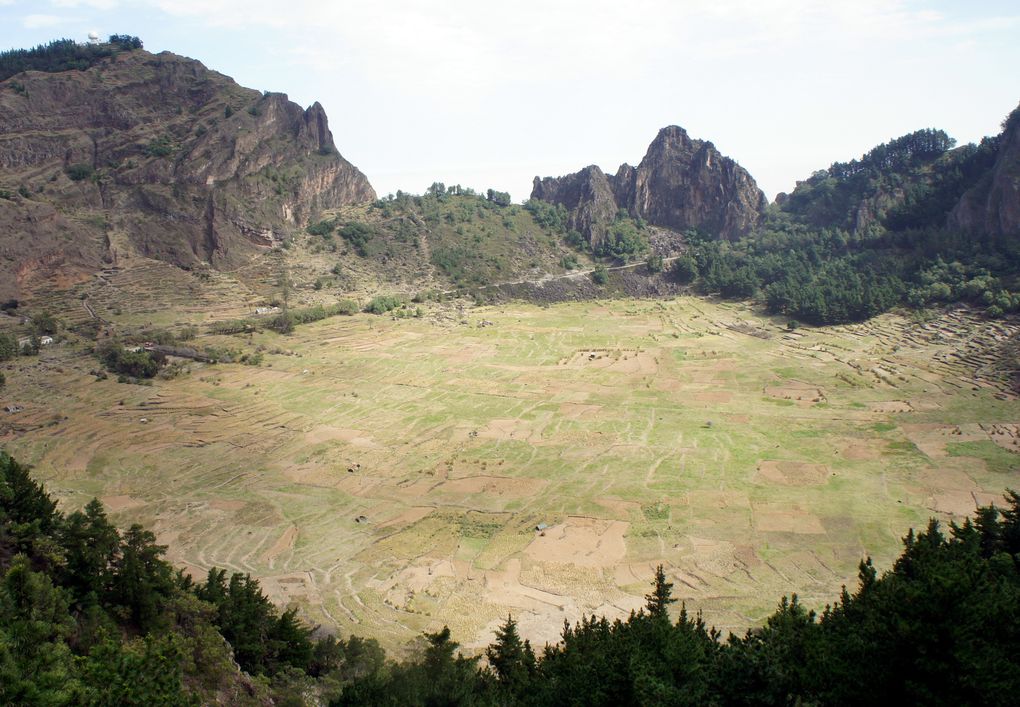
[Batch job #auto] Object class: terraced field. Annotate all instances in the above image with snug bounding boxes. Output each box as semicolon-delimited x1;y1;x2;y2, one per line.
2;297;1019;652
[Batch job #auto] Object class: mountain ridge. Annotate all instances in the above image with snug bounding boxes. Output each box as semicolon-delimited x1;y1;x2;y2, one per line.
0;44;374;300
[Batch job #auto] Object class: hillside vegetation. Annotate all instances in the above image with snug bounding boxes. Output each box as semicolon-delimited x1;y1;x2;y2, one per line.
660;116;1020;325
0;35;143;82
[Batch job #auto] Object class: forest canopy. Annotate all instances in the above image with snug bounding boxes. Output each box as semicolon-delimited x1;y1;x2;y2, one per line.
0;35;142;82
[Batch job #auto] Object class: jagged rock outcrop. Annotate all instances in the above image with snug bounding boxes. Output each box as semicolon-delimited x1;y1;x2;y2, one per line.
0;48;374;299
531;165;619;247
532;126;766;247
949;105;1020;239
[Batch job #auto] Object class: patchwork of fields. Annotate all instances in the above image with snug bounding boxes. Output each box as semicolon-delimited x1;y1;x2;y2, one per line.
2;297;1019;652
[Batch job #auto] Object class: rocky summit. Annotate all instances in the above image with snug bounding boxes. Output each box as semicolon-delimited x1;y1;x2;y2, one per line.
0;47;374;300
531;125;766;248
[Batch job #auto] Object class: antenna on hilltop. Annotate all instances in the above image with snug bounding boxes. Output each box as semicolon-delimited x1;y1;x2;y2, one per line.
87;31;100;45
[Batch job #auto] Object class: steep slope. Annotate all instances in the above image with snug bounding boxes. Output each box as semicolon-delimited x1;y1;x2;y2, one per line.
774;127;1001;237
0;44;374;300
949;104;1020;240
532;126;766;247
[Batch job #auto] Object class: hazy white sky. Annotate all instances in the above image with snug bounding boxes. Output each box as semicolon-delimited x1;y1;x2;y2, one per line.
2;1;1018;201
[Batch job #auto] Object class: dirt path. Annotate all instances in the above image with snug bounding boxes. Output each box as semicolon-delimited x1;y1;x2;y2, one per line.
82;297;109;325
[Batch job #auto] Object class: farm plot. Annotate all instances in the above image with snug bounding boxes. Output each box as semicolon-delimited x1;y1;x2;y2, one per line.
2;298;1018;652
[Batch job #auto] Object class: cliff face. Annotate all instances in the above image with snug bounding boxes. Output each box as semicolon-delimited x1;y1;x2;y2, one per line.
532;126;766;247
531;165;619;247
0;48;374;299
949;105;1020;240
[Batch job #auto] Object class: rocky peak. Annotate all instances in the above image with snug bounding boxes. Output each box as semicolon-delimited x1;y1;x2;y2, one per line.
531;125;766;247
532;165;619;247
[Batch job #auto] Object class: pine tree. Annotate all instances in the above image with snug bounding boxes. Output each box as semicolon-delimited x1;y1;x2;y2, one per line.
645;564;677;619
486;614;536;700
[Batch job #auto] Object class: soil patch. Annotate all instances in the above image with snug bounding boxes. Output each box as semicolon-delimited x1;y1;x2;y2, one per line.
435;475;546;499
753;506;825;534
261;525;298;563
754;461;829;486
524;517;628;567
101;495;145;512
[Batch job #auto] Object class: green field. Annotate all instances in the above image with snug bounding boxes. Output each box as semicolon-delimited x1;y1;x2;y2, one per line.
2;296;1018;652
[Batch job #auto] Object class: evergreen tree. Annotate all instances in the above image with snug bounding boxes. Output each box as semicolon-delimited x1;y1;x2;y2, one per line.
486;614;536;701
645;564;677;619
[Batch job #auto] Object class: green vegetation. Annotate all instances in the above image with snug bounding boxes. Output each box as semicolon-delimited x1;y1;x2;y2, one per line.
0;332;17;361
359;187;581;288
364;294;406;314
485;188;512;207
339;222;374;256
66;163;95;181
947;440;1020;475
0;451;370;704
660;116;1020;324
0;35;143;82
593;210;649;263
96;341;163;379
307;219;334;237
211;301;359;335
32;311;59;336
523;199;569;231
144;134;176;159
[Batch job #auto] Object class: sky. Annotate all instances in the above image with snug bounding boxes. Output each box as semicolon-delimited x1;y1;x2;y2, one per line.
2;1;1018;202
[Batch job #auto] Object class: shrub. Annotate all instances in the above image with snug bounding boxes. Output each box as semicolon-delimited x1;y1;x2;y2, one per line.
339;222;374;256
592;265;608;285
671;254;699;283
144;135;175;158
336;299;359;315
33;311;59;336
0;332;17;361
66;163;94;181
306;220;334;237
364;295;405;315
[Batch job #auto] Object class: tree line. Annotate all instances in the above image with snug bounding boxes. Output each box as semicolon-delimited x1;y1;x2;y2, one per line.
0;36;143;83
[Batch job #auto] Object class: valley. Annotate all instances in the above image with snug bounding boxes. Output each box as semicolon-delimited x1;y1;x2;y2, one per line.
3;295;1017;651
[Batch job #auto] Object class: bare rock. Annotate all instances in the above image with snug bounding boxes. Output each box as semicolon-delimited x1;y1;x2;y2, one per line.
531;125;766;246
